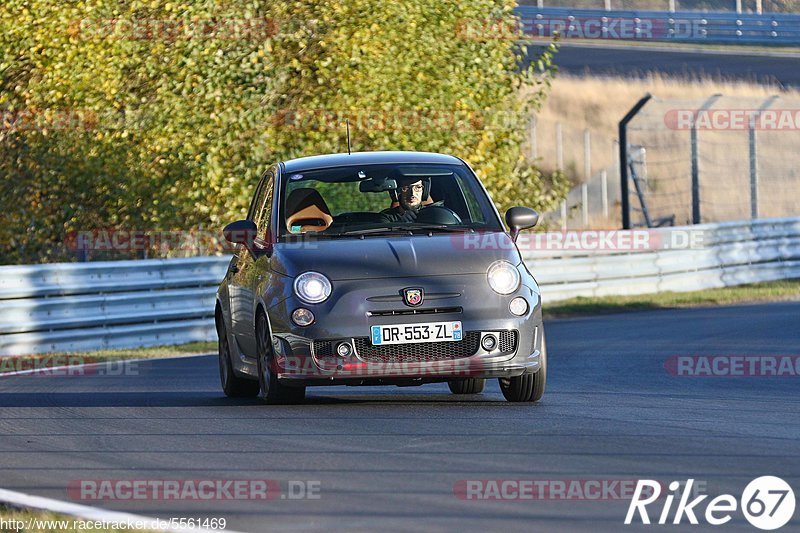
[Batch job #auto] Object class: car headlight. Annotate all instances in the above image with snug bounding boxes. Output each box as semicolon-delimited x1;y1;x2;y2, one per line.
294;271;332;304
487;260;520;295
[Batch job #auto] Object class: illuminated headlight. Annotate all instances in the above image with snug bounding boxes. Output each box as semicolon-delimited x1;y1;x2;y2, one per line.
487;261;520;295
509;297;528;316
294;271;331;304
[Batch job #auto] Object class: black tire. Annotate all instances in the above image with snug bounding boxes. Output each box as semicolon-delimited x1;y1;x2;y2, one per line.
217;317;260;398
256;312;306;404
447;378;486;394
499;330;547;403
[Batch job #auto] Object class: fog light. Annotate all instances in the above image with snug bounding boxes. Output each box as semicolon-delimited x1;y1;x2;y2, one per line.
336;342;352;357
481;334;498;351
509;297;528;316
291;308;315;327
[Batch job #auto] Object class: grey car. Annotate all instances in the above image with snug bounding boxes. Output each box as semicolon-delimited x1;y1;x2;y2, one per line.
216;151;546;403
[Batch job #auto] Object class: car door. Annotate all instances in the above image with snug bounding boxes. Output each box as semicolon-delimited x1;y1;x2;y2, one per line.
228;168;275;360
229;167;276;359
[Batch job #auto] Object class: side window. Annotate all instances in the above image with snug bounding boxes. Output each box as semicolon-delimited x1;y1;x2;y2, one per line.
247;176;267;222
253;168;275;240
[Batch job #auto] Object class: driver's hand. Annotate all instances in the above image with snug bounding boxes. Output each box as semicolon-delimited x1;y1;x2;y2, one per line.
399;209;418;223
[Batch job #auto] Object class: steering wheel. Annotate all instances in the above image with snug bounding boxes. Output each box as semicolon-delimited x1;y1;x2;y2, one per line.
416;205;462;225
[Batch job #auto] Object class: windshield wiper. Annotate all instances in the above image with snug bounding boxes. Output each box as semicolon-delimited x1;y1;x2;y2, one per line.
403;224;475;233
334;226;414;236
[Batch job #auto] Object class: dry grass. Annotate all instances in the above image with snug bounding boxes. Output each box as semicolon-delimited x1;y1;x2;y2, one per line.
531;74;800;226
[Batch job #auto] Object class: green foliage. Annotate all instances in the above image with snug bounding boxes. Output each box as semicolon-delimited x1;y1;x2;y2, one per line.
0;0;560;263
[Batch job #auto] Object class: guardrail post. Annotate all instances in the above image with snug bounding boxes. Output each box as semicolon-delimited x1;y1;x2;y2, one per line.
619;93;652;229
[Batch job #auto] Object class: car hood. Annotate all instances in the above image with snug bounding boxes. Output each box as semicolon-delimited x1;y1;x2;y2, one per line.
270;232;521;280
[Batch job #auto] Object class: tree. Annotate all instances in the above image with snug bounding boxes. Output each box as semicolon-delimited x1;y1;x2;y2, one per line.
0;0;561;263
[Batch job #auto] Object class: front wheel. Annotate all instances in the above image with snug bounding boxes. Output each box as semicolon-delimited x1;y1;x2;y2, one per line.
256;313;306;404
447;378;485;395
499;330;547;403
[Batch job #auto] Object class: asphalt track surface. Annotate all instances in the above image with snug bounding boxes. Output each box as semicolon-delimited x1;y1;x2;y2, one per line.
1;301;799;532
528;44;800;88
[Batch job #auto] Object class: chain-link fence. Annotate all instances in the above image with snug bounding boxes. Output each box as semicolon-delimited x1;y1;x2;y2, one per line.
622;94;800;227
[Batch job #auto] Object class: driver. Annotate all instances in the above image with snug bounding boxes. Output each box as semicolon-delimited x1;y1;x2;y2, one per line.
380;177;426;223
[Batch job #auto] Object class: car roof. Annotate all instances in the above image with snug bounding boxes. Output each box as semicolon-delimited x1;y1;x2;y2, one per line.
281;151;464;174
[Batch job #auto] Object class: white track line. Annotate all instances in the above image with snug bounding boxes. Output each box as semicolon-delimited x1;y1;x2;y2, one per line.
0;353;214;378
0;487;245;532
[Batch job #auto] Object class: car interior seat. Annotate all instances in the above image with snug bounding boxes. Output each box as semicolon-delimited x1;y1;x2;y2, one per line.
285;188;334;233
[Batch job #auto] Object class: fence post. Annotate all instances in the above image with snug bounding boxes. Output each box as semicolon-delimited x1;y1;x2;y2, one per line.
690;126;700;224
601;169;609;219
604;0;611;10
736;0;742;14
690;94;722;225
556;122;563;171
583;128;591;182
747;96;778;220
749;124;758;219
619;93;652;229
581;183;589;227
668;0;676;12
560;200;567;230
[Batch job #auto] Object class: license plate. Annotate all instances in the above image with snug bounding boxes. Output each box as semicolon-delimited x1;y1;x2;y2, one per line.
370;321;462;346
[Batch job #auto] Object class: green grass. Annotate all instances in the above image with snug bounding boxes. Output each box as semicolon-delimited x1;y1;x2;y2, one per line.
0;341;216;375
544;279;800;318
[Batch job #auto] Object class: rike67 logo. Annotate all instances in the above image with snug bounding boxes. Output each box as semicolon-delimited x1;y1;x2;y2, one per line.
626;477;795;530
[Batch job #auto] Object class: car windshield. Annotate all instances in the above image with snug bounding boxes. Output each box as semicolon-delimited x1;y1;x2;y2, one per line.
279;163;503;238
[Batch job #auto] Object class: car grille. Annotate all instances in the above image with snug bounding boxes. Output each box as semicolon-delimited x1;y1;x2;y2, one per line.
313;330;519;364
498;330;517;353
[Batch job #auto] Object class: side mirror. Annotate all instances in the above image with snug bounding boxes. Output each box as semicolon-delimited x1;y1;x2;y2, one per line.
505;207;539;242
223;219;257;247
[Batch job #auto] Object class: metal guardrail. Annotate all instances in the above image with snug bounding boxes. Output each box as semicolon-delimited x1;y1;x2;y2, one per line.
0;217;798;356
525;217;800;301
0;257;229;355
514;6;800;44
